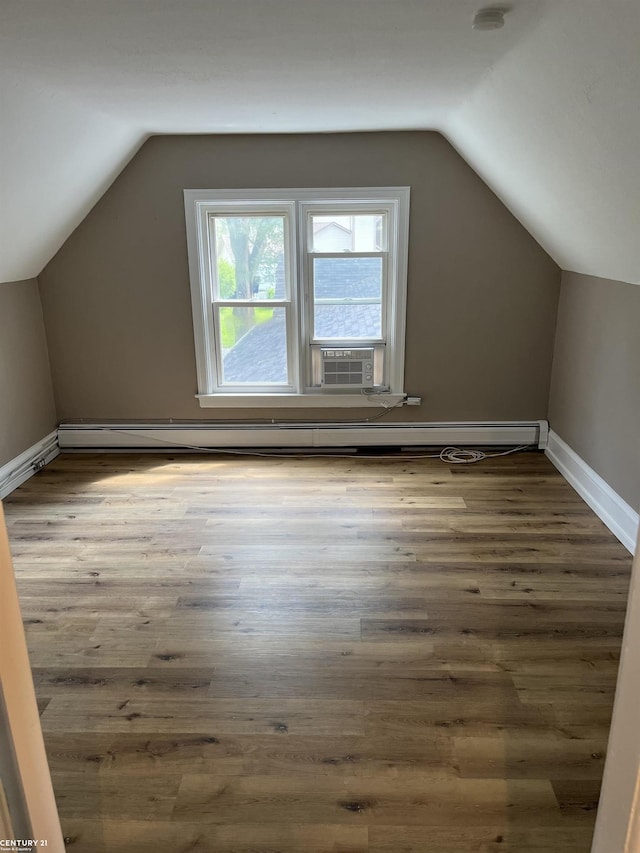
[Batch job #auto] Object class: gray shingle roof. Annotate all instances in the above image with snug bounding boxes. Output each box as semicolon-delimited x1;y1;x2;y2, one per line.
275;256;381;299
223;316;288;384
314;256;382;299
223;311;380;384
224;257;383;383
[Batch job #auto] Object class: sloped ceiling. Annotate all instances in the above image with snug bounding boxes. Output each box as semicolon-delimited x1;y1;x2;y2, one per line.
447;0;640;286
1;0;638;284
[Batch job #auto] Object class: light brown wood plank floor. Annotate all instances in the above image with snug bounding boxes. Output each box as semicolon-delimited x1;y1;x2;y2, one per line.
4;450;633;853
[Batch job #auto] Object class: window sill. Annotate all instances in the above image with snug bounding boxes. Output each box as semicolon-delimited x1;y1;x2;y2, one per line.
196;393;406;409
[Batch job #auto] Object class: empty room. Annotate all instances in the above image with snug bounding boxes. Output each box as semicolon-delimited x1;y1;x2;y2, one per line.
1;1;639;851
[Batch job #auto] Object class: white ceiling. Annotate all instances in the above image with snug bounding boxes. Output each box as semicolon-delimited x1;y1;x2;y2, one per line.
1;0;638;284
448;0;640;286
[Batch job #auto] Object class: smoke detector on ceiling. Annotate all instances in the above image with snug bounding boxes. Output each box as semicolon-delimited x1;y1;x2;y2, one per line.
473;8;506;30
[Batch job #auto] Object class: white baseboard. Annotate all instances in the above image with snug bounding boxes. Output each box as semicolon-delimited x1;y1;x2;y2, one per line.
11;425;636;553
58;420;548;451
0;431;60;500
546;430;638;554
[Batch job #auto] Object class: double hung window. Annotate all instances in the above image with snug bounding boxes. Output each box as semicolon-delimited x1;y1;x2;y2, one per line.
184;188;409;407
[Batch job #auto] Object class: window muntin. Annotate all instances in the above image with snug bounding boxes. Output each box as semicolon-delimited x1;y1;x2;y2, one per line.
184;188;409;400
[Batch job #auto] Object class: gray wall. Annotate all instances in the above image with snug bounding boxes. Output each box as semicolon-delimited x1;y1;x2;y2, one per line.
39;132;560;422
549;271;640;510
0;280;57;468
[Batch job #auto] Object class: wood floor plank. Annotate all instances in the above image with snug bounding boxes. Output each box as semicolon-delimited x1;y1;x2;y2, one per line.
3;450;633;852
365;699;555;738
173;773;561;826
59;820;369;853
44;731;451;780
39;664;469;700
51;770;182;819
40;696;366;735
369;824;595;852
453;733;608;780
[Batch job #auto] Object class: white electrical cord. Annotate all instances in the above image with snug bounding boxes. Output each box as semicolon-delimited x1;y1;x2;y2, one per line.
92;427;532;463
437;445;531;463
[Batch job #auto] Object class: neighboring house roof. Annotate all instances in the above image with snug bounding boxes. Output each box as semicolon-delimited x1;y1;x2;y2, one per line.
314;256;381;300
223;308;382;384
274;255;381;300
313;221;351;235
314;304;380;339
223;316;289;384
312;222;353;252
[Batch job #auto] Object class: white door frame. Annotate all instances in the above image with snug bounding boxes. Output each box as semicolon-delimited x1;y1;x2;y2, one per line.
591;525;640;852
0;503;64;849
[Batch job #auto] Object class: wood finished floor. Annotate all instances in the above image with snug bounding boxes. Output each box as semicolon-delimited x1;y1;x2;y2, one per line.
4;450;634;853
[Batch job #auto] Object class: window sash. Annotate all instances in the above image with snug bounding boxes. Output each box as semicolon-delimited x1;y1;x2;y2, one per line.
212;304;297;392
306;209;389;254
207;211;293;303
306;250;389;347
206;206;298;393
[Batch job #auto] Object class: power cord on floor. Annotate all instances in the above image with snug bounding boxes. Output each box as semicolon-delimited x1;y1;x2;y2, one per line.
437;445;531;463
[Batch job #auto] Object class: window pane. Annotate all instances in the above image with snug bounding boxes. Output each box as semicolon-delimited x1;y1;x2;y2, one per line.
310;214;386;252
219;306;289;385
313;257;382;339
213;215;286;299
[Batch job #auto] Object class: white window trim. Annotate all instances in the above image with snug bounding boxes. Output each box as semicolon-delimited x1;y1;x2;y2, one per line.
195;392;407;408
184;187;410;408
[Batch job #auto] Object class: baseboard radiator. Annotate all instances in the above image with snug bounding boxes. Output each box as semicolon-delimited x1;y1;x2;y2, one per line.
0;431;59;500
58;421;548;451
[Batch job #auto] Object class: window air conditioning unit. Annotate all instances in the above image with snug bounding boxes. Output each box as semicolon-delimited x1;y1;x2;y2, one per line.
311;346;385;389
